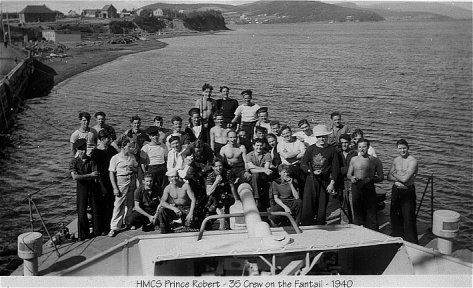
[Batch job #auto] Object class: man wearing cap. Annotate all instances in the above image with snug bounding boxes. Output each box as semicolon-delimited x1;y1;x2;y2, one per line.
300;125;339;226
141;126;168;193
195;83;217;130
388;139;418;243
167;135;184;171
158;168;196;233
70;138;101;240
328;111;350;146
216;86;239;129
231;90;260;140
347;138;384;231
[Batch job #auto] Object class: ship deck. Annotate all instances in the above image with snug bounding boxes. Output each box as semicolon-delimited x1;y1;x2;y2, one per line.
13;200;460;276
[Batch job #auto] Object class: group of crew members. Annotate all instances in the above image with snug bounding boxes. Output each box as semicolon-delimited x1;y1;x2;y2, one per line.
69;83;419;244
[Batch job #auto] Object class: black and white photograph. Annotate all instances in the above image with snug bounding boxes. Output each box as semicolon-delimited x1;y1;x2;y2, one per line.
0;0;471;286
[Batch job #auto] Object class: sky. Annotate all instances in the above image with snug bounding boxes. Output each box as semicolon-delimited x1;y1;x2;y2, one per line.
1;0;471;13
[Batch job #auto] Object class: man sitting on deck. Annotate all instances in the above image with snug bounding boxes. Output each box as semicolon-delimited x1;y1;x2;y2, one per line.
158;169;196;233
205;158;237;230
125;173;160;232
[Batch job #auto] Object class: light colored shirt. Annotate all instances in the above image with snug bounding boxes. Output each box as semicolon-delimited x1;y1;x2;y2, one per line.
234;104;261;122
70;128;98;156
141;143;167;165
277;139;306;165
293;131;317;146
109;154;138;176
167;149;184;171
246;151;271;170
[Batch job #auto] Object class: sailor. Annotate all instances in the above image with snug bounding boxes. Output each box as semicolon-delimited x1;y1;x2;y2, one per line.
388;139;419;244
69;138;100;240
300;125;339;225
337;133;358;224
246;138;273;211
328;111;350;146
254;106;271;134
195;83;217;130
268;164;302;226
216;86;239;129
185;107;208;143
70;111;98;156
125;173;160;232
140;126;168;193
347;138;384;231
231;90;260;140
277;125;306;195
209;111;229;156
108;137;140;237
158;169;196;233
350;128;377;157
293;119;317;147
205;158;236;230
220;130;251;184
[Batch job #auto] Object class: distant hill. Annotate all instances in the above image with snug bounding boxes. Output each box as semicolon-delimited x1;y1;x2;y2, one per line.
232;1;384;23
140;1;384;24
356;1;472;19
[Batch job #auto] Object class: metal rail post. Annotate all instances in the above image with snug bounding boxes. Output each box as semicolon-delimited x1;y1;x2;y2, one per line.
430;174;434;228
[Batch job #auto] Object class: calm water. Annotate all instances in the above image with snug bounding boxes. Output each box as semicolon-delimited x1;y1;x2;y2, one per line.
0;20;472;271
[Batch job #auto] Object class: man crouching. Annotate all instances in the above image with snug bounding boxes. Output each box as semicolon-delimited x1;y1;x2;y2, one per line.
125;173;160;232
158;168;196;233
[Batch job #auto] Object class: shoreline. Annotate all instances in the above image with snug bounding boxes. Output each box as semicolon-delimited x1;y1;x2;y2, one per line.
43;31;219;86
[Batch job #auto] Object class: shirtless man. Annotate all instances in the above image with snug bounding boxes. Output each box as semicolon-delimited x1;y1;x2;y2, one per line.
388;139;418;244
210;111;229;155
347;138;383;231
195;83;217;129
158;169;196;233
220;130;251;183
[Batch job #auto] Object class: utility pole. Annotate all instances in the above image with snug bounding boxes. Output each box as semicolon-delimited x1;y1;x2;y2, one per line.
7;12;11;43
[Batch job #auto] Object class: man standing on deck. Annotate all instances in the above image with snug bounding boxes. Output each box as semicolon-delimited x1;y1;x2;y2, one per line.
70;138;101;240
216;86;239;129
195;83;217;131
70;112;98;157
347;138;384;231
388;139;419;244
93;111;119;152
300;125;339;226
328;111;350;146
231;90;260;140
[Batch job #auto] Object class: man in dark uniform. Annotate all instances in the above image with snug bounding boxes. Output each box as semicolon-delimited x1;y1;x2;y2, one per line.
126;173;161;232
70;138;101;240
300;125;339;226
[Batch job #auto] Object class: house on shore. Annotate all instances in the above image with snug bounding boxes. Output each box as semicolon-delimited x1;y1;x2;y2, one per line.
82;9;100;18
42;30;82;43
153;9;164;17
19;5;56;24
100;4;118;18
